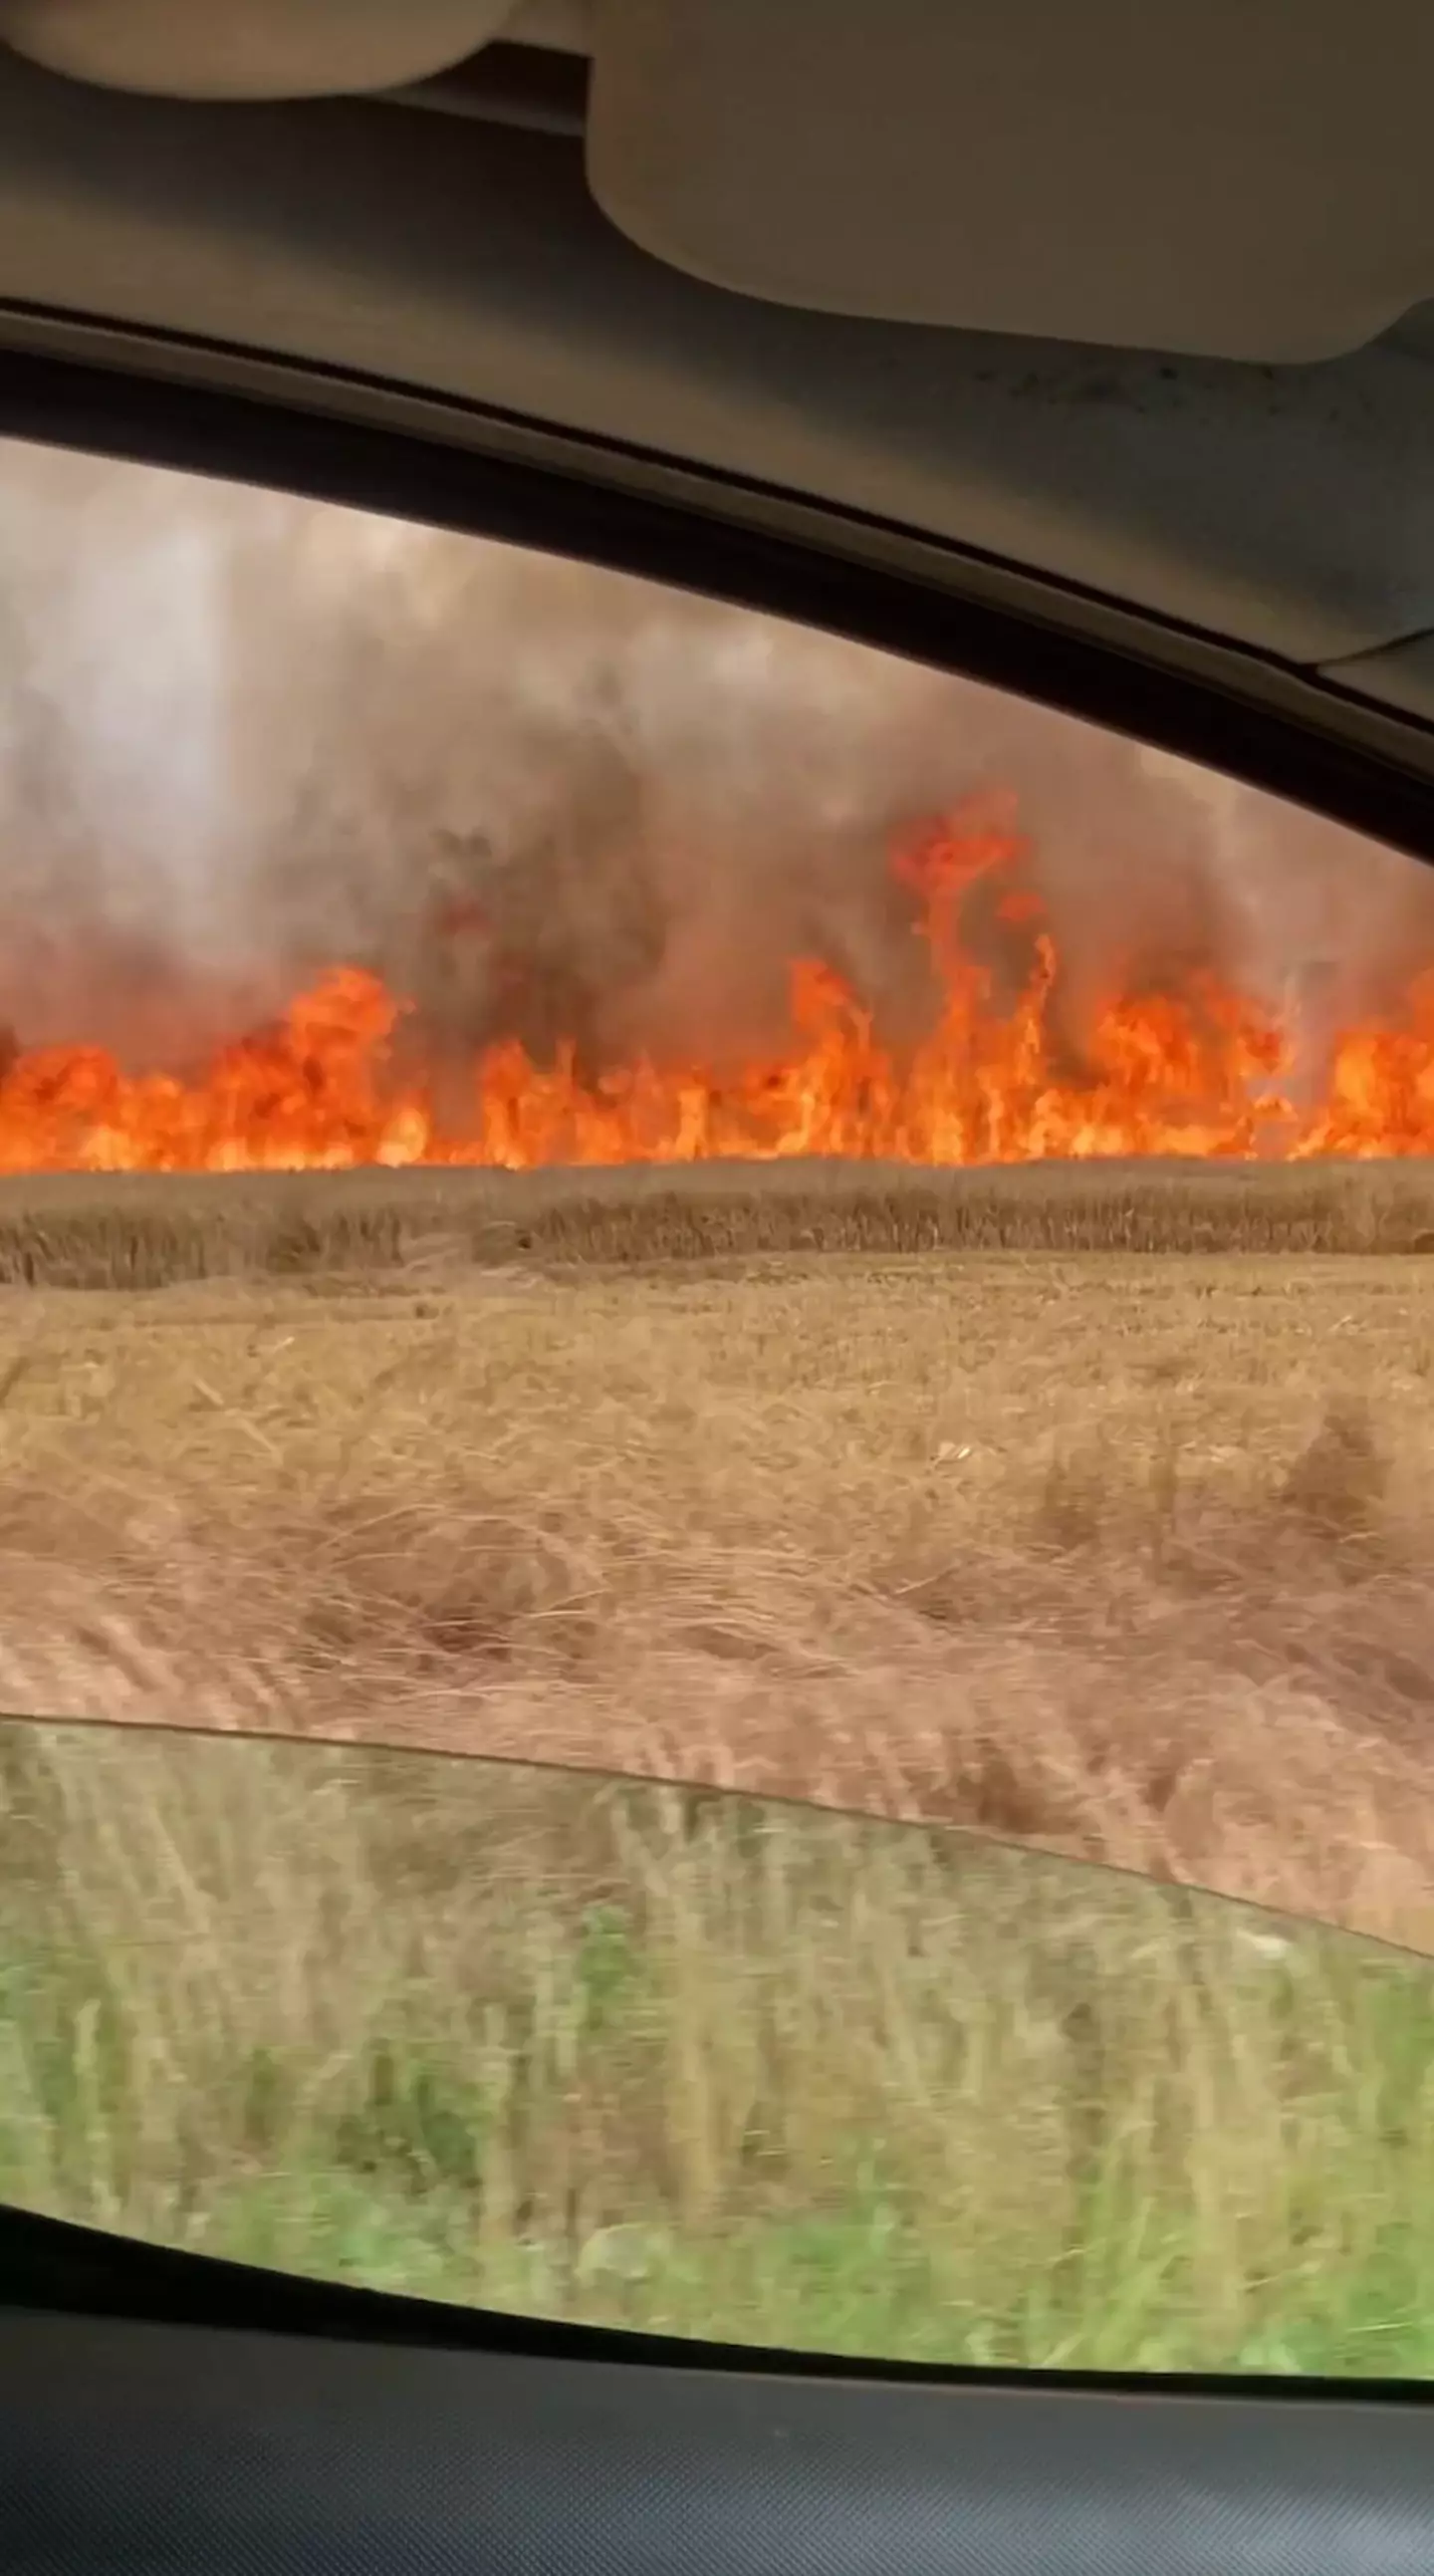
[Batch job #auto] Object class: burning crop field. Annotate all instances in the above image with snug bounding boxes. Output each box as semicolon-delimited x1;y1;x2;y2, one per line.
3;438;1434;1961
7;792;1434;1182
11;453;1434;2371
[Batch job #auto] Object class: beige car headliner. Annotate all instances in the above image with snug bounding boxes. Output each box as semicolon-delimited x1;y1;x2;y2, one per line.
0;3;1432;760
5;0;1434;365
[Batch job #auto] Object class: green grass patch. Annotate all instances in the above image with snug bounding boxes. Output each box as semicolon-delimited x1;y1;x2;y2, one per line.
3;1718;1434;2375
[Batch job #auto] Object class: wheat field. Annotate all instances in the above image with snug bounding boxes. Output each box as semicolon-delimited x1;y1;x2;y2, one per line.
5;1154;1434;1287
0;1165;1433;1937
6;1159;1434;2371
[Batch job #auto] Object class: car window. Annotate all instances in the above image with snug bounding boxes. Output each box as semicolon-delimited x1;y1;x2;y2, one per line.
2;434;1434;2373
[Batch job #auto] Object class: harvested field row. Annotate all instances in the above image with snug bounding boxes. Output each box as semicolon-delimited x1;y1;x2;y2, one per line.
4;1156;1434;1285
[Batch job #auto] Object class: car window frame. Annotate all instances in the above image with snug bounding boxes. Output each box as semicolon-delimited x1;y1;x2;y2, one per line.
4;336;1434;2405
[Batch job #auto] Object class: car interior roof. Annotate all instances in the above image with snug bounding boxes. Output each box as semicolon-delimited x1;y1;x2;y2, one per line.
5;0;1434;362
0;9;1431;739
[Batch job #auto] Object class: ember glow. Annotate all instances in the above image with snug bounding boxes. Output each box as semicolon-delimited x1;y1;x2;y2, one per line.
3;802;1433;1172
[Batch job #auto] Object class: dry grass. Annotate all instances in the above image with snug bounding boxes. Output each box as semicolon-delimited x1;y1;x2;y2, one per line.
1;1207;1434;1943
8;1170;1434;2370
4;1155;1434;1287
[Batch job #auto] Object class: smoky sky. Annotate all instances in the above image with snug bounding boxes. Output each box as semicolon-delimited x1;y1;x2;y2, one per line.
0;434;1431;1082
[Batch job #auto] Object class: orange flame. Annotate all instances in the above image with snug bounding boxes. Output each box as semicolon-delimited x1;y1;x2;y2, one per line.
4;803;1434;1172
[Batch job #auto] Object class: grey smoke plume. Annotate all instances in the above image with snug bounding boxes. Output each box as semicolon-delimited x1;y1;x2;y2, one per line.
1;434;1431;1089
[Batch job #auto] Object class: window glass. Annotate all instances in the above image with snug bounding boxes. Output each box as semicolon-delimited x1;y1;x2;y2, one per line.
6;1720;1434;2379
2;436;1434;2369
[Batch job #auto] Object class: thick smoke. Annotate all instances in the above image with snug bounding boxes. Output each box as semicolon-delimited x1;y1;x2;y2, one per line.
1;435;1431;1091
